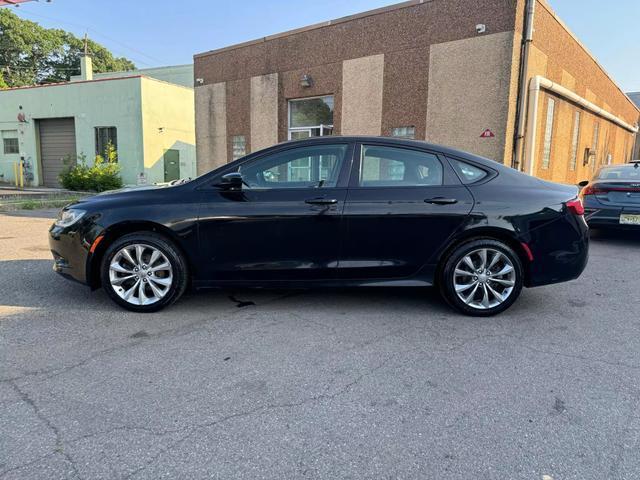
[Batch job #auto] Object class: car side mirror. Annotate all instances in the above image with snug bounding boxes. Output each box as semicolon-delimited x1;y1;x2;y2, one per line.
217;172;243;190
578;180;589;188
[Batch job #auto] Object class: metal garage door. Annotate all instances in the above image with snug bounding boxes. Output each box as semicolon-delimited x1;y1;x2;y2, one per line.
38;118;77;187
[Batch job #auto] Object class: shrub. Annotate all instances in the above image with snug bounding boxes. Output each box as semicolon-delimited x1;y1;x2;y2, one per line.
59;149;123;192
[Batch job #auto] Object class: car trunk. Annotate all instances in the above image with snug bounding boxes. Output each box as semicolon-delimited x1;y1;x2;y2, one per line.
589;181;640;207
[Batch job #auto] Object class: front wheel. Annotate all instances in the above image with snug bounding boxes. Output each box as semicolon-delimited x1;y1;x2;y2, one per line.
439;239;523;316
100;232;188;312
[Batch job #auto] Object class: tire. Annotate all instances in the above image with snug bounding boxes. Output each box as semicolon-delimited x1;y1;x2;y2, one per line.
439;238;523;317
100;232;188;312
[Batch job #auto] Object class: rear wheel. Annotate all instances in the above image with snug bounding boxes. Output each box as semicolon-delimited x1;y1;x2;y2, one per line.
439;239;523;316
100;232;188;312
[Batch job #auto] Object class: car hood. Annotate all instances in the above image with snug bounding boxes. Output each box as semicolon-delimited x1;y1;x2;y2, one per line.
93;183;174;196
66;182;186;211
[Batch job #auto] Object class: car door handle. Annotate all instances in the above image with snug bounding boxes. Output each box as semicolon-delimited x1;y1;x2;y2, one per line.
305;198;338;205
424;197;458;205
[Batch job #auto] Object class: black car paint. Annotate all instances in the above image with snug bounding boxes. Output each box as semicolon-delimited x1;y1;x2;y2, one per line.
49;136;588;292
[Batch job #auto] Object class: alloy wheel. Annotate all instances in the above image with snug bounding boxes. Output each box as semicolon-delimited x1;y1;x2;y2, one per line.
108;243;173;306
453;248;516;310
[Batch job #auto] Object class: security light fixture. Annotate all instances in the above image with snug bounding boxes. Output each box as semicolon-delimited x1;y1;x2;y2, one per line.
300;74;313;88
475;24;487;34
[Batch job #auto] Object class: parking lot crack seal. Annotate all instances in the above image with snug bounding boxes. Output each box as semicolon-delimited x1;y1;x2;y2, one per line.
7;380;83;480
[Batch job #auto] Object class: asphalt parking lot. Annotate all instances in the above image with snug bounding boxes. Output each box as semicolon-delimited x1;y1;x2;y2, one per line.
1;209;640;480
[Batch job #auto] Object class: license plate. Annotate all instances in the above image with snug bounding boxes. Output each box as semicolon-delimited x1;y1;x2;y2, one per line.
620;214;640;225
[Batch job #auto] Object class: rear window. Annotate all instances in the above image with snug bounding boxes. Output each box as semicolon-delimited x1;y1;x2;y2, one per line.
597;165;640;181
449;158;488;184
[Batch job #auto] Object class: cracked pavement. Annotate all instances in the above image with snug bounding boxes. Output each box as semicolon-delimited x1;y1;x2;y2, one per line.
1;209;640;479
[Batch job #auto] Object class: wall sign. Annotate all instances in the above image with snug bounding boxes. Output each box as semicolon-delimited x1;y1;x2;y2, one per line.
480;129;495;138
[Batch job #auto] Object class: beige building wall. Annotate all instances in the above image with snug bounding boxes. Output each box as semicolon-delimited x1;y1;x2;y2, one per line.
524;0;639;184
341;54;385;136
425;31;516;162
250;73;279;151
195;82;227;174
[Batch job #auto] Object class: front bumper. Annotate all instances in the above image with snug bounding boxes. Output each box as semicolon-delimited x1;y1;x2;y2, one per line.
49;223;92;285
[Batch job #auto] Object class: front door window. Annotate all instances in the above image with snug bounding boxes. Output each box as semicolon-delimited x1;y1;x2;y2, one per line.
288;96;334;140
239;144;347;189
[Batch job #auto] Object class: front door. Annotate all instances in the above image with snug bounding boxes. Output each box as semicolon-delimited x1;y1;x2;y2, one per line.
197;142;353;283
164;149;180;182
339;143;474;280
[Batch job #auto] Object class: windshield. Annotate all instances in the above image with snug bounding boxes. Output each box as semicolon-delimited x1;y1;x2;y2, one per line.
596;164;640;181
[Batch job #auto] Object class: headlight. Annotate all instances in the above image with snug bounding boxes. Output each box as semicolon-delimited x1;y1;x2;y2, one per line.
55;209;86;228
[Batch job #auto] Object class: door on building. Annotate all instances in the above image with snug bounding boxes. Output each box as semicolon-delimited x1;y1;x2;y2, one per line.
164;149;180;182
38;118;76;187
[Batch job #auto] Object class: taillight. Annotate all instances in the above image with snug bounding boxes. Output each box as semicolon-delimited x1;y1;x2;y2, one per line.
581;184;596;196
566;198;585;216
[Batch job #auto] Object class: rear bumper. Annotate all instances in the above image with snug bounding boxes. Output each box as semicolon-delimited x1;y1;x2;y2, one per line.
585;207;640;229
523;214;589;288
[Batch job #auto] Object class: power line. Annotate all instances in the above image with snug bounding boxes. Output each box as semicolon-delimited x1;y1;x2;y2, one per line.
12;8;165;67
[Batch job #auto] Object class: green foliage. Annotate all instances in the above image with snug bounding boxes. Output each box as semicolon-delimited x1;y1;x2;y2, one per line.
59;151;123;192
0;9;135;88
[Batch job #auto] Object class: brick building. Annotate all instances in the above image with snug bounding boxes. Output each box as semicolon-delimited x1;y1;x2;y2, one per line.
193;0;639;184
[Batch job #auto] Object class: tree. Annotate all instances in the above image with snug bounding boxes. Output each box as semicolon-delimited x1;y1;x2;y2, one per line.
0;9;135;88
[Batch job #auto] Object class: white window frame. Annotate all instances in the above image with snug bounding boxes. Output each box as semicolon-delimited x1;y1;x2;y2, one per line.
592;122;600;172
232;135;247;161
541;98;555;170
391;126;416;139
287;95;334;140
569;111;581;171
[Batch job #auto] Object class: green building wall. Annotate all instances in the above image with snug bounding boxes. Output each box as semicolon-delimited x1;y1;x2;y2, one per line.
0;75;195;187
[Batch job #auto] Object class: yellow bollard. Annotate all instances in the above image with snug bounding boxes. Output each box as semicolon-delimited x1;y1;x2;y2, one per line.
13;162;18;187
19;161;24;188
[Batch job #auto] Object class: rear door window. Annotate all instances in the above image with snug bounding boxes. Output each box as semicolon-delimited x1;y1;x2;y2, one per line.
448;158;488;184
358;145;443;187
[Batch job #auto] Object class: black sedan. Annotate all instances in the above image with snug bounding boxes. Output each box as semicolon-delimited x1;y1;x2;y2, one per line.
49;137;588;316
579;161;640;229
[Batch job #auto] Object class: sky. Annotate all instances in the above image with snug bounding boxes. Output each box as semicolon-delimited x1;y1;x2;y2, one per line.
7;0;640;92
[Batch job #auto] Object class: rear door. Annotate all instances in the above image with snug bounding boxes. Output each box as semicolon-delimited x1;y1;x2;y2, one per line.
338;142;474;280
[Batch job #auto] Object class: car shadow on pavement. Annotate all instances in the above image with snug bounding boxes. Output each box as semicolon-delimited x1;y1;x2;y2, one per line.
589;228;640;247
0;258;458;317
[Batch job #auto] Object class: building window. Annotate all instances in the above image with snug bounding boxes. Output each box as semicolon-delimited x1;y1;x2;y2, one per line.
391;126;416;139
541;98;555;170
95;127;117;159
624;136;629;163
3;137;19;154
569;111;581;171
592;122;599;171
232;135;247;160
288;96;334;140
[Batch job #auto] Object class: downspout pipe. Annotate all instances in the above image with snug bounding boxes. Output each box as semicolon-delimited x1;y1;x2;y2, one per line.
523;75;639;175
512;0;536;170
